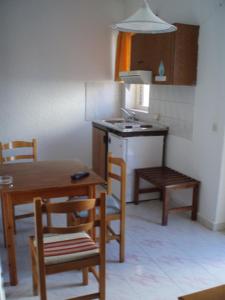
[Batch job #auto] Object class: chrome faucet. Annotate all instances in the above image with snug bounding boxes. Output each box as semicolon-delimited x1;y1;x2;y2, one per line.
121;108;138;122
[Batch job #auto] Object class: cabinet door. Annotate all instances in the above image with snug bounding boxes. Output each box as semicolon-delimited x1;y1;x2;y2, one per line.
173;24;199;85
92;127;107;179
131;33;174;84
130;24;199;86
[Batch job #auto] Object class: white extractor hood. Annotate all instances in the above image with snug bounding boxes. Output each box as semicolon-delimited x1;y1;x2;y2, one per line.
119;70;152;84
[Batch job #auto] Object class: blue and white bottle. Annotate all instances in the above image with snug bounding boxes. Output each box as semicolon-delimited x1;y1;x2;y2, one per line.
158;60;165;76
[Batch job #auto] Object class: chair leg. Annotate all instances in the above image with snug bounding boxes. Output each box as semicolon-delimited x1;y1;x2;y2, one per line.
119;217;125;263
119;240;125;263
34;242;47;300
32;258;38;295
106;222;111;243
43;199;52;227
82;268;89;286
29;239;38;296
99;263;105;300
38;270;47;300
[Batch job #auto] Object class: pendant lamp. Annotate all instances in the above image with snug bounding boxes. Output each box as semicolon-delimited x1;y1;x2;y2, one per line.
112;0;177;34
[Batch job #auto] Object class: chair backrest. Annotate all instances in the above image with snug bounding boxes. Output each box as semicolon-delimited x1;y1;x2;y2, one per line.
107;152;126;206
34;193;106;266
0;139;37;164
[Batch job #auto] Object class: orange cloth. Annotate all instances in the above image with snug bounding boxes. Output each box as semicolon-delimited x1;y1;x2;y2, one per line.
114;32;133;81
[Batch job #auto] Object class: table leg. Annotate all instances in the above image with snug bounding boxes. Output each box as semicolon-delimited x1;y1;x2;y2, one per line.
191;184;199;221
88;185;96;198
134;171;140;205
162;188;170;226
1;196;6;247
2;192;17;285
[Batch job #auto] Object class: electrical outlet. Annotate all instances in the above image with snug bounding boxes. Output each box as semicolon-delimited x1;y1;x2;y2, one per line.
212;122;218;132
153;113;160;121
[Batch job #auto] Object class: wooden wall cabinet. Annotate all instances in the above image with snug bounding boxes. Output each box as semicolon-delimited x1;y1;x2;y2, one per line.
131;23;199;86
92;127;107;179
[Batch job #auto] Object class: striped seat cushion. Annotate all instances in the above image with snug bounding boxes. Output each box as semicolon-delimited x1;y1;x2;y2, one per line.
75;195;120;218
34;232;99;265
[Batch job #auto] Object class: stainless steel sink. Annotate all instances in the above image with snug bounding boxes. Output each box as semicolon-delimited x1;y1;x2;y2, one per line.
102;119;155;132
97;119;168;133
103;119;125;124
116;123;152;130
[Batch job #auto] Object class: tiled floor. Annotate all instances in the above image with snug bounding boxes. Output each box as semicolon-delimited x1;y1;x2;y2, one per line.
1;200;225;300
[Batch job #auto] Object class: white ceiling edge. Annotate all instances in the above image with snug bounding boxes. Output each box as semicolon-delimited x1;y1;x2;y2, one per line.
123;0;224;27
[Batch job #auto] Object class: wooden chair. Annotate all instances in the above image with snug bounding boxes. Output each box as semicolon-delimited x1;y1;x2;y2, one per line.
106;153;126;262
0;139;37;164
69;153;126;262
29;193;106;300
0;139;38;237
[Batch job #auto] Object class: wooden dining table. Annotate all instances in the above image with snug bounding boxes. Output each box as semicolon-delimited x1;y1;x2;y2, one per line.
0;160;105;286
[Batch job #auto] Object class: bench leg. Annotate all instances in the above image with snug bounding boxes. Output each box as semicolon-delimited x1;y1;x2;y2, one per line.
162;188;170;226
134;172;140;205
191;184;199;221
159;190;163;201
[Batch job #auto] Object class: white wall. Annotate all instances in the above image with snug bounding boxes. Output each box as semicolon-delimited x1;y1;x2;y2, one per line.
124;0;225;228
0;0;125;165
191;2;225;227
216;132;225;225
212;9;225;226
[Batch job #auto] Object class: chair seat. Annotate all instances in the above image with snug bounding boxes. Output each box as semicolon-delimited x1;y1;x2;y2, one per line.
76;195;120;218
33;232;99;265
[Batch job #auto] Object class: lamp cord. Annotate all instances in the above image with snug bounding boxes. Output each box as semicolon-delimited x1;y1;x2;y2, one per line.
144;0;150;8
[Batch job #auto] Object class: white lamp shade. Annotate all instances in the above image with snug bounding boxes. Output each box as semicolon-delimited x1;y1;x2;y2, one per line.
112;0;177;34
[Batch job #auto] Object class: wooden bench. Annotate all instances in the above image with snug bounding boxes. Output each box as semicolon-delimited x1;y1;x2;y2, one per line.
134;167;200;225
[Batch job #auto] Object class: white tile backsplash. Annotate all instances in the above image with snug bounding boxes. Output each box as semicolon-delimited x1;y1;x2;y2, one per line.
150;85;195;104
160;116;193;140
149;85;195;140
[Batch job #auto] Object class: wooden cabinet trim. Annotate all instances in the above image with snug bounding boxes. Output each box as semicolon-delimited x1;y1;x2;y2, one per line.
92;127;107;180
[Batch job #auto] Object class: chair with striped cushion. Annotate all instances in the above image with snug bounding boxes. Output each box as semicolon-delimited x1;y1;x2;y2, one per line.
69;153;126;263
29;193;106;300
0;139;38;243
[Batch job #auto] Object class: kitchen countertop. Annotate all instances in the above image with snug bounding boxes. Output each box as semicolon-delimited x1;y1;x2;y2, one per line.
93;119;169;137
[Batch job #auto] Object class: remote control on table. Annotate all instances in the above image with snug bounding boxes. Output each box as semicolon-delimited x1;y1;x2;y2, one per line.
71;171;90;180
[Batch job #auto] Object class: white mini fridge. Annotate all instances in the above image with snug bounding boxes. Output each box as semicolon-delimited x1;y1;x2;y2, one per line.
108;132;164;203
